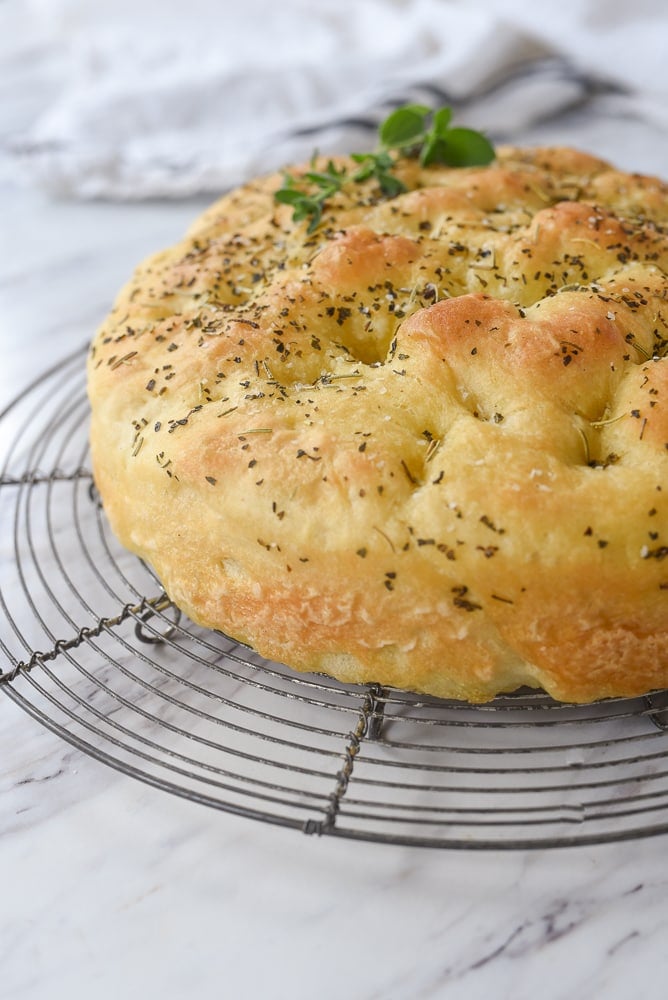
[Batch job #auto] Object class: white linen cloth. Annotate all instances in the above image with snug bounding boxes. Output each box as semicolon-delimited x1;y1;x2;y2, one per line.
2;0;667;199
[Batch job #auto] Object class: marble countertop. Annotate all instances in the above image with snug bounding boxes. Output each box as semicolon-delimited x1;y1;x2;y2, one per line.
3;107;668;1000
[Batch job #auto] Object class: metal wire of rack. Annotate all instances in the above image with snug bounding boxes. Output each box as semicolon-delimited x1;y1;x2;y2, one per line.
2;345;668;850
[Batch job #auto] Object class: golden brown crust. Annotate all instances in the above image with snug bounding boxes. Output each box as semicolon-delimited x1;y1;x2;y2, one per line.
87;146;668;702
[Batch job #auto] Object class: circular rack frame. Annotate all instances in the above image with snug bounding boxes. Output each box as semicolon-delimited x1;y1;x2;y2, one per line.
2;345;668;850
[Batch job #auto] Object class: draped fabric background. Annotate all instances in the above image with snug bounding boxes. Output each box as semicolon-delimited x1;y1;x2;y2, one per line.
2;0;668;199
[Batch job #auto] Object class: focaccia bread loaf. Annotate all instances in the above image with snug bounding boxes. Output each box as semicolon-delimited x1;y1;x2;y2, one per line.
87;146;668;703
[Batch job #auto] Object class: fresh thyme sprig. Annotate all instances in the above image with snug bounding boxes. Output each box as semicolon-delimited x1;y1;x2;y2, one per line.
274;160;347;233
274;103;495;233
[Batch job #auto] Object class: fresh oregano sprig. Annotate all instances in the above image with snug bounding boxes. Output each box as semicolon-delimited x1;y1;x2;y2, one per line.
275;103;495;233
370;102;496;169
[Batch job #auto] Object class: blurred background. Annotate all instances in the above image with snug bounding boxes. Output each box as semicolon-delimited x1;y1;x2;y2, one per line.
3;0;668;200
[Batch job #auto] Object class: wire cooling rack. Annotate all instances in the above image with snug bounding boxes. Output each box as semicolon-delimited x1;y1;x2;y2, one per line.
2;345;668;849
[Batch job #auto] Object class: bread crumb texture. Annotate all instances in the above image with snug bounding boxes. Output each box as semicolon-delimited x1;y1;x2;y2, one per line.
88;147;668;702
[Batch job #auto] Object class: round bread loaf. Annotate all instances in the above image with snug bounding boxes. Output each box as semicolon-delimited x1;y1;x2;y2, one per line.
87;146;668;703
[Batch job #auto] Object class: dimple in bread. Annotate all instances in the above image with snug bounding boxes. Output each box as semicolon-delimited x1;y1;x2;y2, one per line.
87;146;668;703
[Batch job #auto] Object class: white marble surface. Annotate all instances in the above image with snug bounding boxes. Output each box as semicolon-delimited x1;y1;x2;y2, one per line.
3;53;668;1000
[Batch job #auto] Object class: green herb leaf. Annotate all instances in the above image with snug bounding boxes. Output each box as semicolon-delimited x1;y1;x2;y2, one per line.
420;134;449;167
431;106;453;135
379;104;430;148
274;103;495;232
304;161;347;189
351;150;406;196
297;199;324;233
376;171;407;198
433;127;496;167
274;187;308;206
